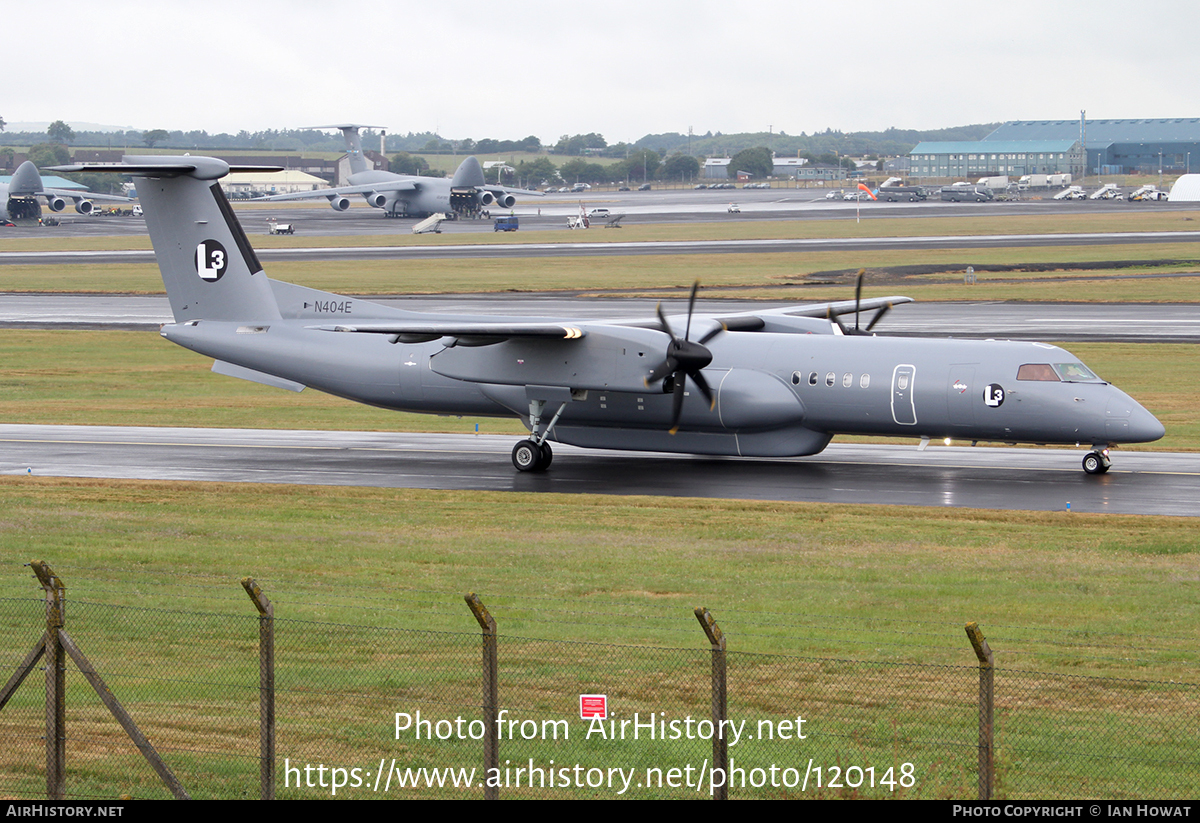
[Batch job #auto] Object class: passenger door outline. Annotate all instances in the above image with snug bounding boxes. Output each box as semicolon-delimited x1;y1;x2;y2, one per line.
891;364;917;425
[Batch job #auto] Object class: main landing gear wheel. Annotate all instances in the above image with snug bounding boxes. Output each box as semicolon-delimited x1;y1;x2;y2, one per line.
512;439;551;472
1082;451;1111;475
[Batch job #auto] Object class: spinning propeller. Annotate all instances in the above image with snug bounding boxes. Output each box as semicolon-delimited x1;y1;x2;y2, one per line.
828;269;893;335
645;281;720;434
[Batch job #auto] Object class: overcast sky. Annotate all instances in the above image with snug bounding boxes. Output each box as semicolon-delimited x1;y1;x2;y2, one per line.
10;0;1199;144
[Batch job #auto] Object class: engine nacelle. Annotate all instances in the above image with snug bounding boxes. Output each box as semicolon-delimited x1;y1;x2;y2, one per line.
75;199;97;215
493;193;516;209
363;192;387;208
47;197;67;212
328;196;351;211
476;190;495;207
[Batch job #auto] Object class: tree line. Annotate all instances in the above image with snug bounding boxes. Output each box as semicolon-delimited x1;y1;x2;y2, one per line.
2;119;1001;161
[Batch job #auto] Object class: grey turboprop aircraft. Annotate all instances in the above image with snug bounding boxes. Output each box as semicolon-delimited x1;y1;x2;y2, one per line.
54;155;1165;475
2;160;134;221
257;125;540;217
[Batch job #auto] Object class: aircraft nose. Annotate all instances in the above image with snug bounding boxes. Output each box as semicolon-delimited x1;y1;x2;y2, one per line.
1128;406;1166;443
1106;395;1165;443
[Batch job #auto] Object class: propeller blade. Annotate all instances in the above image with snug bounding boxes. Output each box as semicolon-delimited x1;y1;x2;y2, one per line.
698;323;726;345
668;377;686;434
684;280;699;341
827;306;851;336
854;268;865;332
689;370;715;410
865;302;892;333
655;302;676;341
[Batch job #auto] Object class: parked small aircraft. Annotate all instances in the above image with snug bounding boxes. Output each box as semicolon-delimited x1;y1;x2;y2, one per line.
53;155;1165;475
257;125;539;218
1;160;134;221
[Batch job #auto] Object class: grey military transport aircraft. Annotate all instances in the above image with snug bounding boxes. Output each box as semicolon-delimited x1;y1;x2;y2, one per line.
2;160;134;221
53;155;1165;475
257;125;540;218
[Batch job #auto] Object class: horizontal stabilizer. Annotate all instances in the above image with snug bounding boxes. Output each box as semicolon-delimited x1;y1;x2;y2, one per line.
50;156;282;180
212;360;306;392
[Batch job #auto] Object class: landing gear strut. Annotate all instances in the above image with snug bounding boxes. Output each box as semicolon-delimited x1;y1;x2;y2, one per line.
512;398;566;472
1082;448;1111;475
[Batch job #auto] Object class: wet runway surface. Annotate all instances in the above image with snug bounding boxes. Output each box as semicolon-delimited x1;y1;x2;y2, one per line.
2;425;1194;516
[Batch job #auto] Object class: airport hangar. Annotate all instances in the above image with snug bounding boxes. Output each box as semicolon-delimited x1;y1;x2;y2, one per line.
908;117;1200;179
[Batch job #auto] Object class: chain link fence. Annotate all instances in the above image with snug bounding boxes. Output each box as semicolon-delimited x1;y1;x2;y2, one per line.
1;563;1195;800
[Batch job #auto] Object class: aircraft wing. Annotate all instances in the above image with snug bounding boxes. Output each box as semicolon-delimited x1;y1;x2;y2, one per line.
307;320;586;345
259;180;419;202
485;185;544;198
40;187;134;203
767;296;913;318
615;297;912;333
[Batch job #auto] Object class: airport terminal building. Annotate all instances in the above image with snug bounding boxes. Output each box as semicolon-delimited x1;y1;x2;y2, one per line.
908;139;1083;179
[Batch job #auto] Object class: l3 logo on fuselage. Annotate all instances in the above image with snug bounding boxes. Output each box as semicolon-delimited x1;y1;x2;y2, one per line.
984;383;1005;407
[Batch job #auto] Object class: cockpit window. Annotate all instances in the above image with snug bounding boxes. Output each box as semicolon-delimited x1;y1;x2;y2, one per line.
1017;364;1059;381
1053;362;1100;382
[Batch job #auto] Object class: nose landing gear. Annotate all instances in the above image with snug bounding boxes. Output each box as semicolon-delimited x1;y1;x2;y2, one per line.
1082;448;1111;475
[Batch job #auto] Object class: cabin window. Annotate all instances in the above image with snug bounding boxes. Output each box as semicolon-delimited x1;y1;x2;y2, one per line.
825;372;835;387
1017;363;1059;381
809;372;818;386
792;371;802;385
842;373;853;388
860;374;870;389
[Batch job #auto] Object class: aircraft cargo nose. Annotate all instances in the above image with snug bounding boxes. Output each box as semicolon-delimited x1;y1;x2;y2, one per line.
1105;394;1166;443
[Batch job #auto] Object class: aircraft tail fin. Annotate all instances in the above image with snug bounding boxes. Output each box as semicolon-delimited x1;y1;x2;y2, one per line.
339;126;372;175
50;156;282;323
310;124;386;176
450;156;486;188
9;161;43;195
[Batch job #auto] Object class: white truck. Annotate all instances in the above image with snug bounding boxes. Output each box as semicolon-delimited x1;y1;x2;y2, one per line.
976;176;1010;190
1018;174;1050;189
1048;173;1072;187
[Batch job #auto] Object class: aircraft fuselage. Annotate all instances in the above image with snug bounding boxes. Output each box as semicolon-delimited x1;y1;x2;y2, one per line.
161;313;1163;459
345;170;453;217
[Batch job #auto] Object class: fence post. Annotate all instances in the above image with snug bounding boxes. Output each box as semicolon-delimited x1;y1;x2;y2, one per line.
242;579;275;800
694;607;728;800
965;622;994;800
465;593;498;800
31;561;66;800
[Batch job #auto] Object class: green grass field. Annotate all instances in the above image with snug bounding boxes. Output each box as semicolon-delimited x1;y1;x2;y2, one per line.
5;245;1200;303
0;478;1194;799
